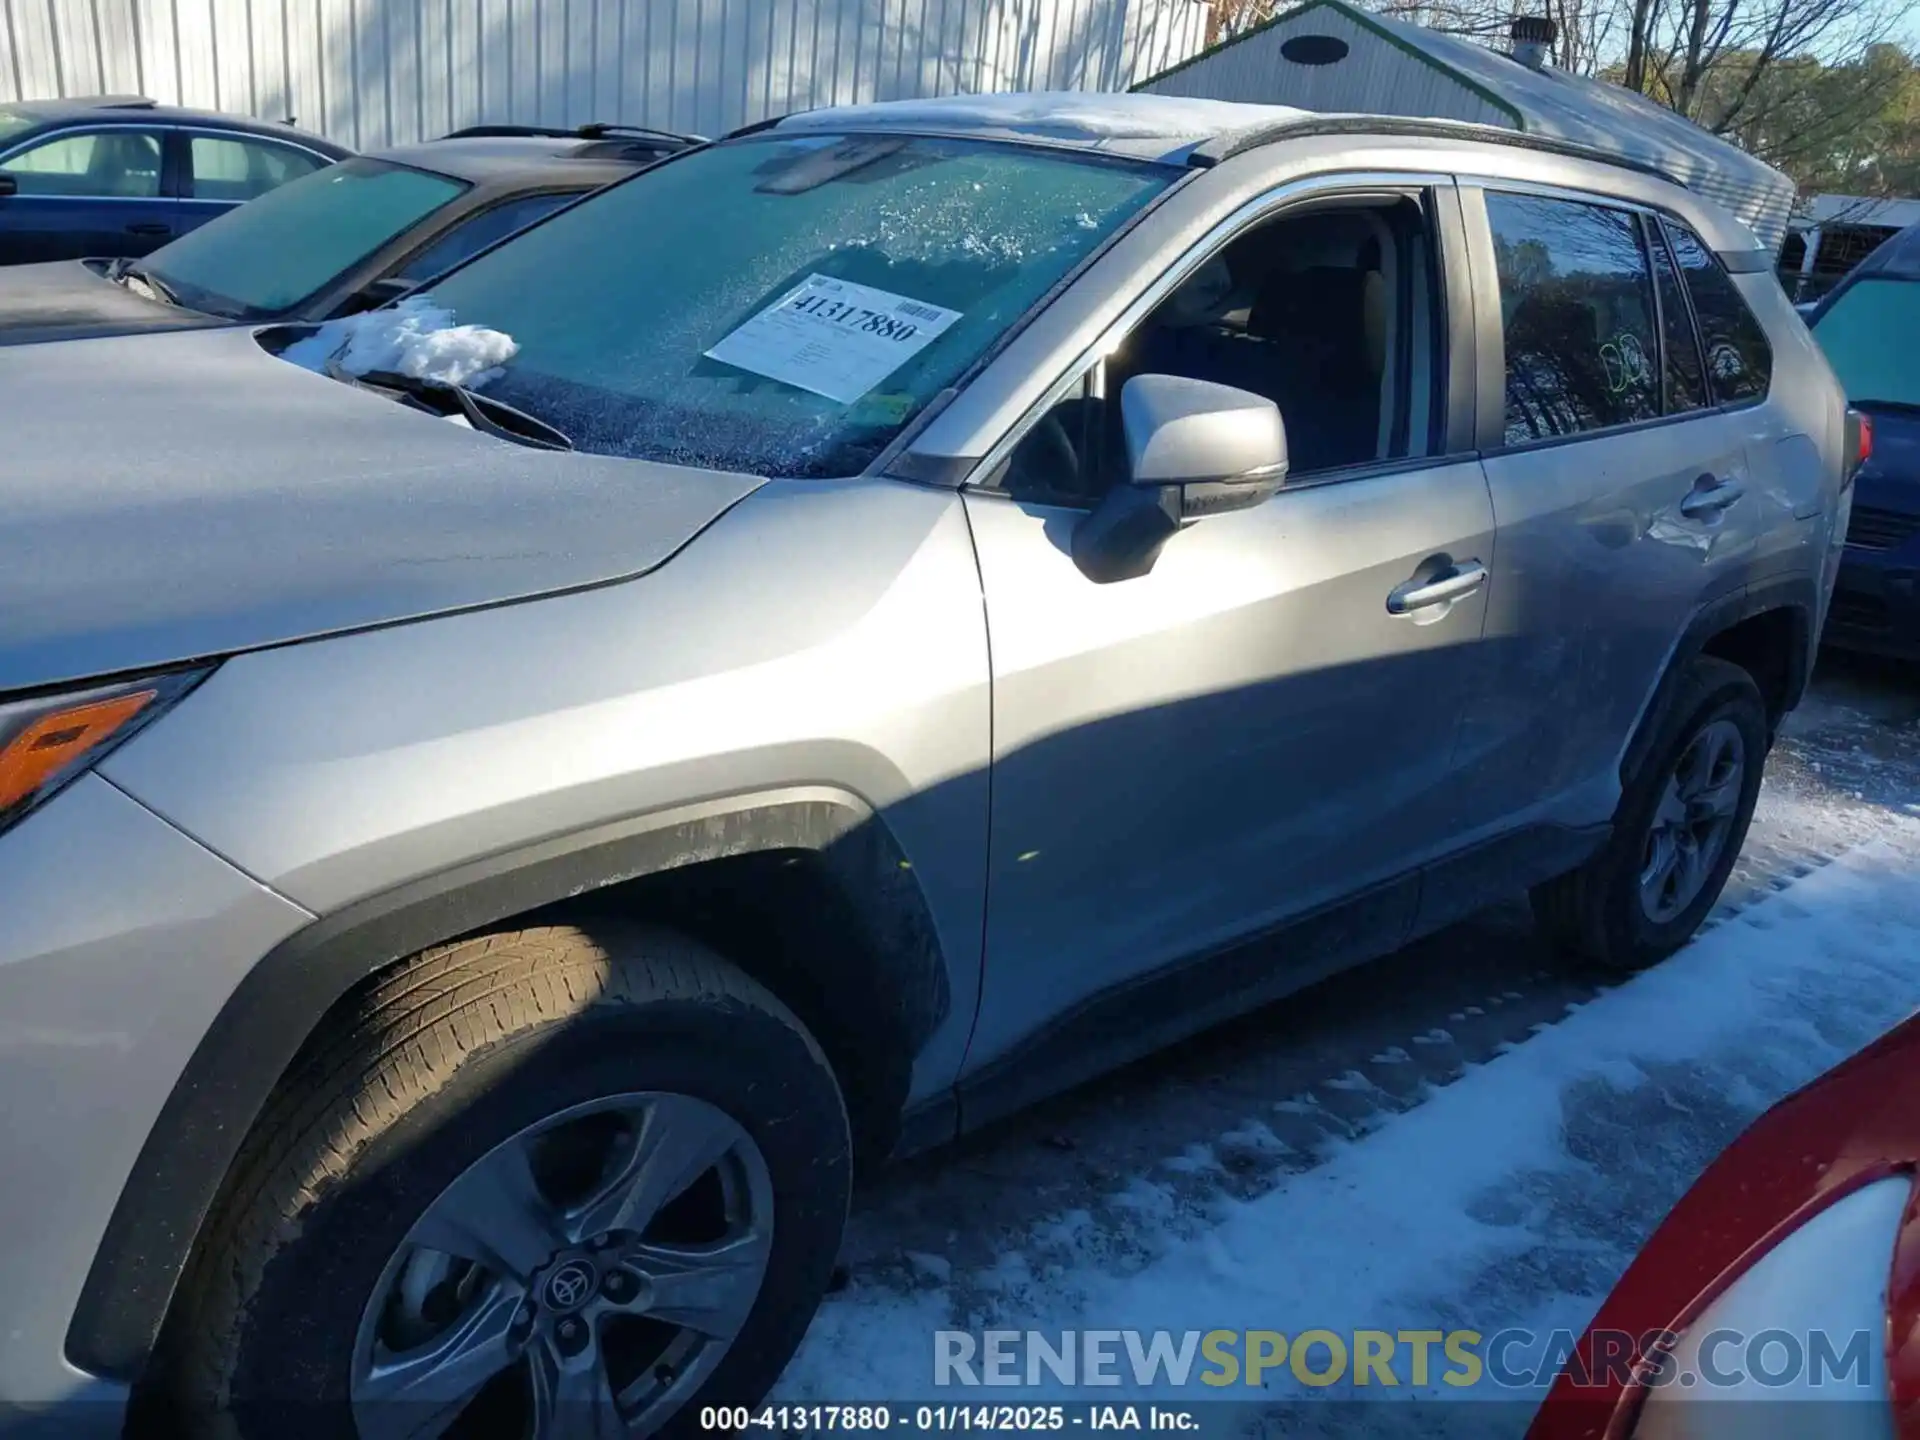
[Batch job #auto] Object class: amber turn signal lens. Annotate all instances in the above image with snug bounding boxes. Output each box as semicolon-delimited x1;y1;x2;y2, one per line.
0;689;157;813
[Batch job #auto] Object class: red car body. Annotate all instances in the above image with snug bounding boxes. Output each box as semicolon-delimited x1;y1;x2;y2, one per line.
1527;1009;1920;1439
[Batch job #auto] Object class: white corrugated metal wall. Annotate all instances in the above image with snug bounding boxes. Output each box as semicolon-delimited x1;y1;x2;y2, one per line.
0;0;1209;149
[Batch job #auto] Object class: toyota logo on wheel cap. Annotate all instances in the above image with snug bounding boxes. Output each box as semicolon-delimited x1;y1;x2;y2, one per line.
544;1259;597;1312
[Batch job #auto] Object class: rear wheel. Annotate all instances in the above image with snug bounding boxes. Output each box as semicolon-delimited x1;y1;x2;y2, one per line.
163;923;851;1440
1532;656;1768;972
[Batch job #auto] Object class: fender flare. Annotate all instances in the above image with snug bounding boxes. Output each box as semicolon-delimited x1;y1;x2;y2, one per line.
1620;574;1817;786
67;785;951;1383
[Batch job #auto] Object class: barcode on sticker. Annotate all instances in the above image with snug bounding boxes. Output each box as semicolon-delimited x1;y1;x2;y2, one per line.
896;301;948;322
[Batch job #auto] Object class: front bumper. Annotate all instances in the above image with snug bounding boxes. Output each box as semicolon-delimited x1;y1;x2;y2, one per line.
0;775;310;1424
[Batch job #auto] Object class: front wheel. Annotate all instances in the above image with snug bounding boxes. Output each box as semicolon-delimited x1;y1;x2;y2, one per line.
162;924;851;1440
1532;656;1769;972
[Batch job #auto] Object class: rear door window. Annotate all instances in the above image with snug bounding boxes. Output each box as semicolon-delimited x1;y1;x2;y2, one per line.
1484;189;1661;445
1664;219;1772;405
188;134;329;201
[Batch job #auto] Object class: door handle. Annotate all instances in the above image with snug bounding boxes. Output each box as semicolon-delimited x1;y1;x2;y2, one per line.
126;222;171;236
1679;474;1745;519
1387;560;1488;615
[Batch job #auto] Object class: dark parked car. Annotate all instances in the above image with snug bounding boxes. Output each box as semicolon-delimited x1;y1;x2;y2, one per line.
1806;219;1920;658
0;96;349;265
0;126;698;346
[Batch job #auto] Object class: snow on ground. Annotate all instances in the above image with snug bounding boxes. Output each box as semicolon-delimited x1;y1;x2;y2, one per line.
775;666;1920;1436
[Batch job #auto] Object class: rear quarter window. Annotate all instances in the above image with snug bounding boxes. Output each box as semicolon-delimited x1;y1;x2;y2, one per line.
1664;219;1772;404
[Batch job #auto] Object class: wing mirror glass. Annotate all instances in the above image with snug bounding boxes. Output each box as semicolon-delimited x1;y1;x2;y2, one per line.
1072;374;1289;583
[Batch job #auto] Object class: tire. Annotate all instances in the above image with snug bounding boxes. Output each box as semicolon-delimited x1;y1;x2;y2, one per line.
159;923;851;1440
1532;656;1769;973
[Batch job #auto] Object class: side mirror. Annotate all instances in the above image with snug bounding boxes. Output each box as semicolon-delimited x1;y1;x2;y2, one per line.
1072;374;1289;583
0;173;17;198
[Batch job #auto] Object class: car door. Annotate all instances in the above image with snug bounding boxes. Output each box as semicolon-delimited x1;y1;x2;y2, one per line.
0;126;174;263
1454;184;1770;847
173;130;331;239
957;178;1498;1090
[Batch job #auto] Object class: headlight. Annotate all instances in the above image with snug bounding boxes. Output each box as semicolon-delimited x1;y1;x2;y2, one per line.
0;670;207;835
1633;1173;1911;1440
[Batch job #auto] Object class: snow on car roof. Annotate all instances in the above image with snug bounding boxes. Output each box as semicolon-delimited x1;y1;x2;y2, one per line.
770;91;1313;162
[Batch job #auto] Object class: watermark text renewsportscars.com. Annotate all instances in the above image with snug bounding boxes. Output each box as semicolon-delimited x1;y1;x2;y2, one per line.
932;1328;1880;1391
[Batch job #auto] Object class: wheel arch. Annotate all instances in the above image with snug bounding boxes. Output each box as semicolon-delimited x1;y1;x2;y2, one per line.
1621;575;1817;787
67;785;953;1386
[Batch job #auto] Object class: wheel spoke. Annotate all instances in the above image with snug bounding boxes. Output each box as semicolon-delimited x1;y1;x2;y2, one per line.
354;1285;522;1440
410;1138;566;1280
571;1095;743;1241
1641;830;1678;898
1669;836;1705;907
530;1343;628;1440
1688;771;1741;823
629;1231;771;1340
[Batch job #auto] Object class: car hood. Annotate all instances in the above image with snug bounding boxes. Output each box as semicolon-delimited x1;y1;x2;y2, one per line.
0;326;768;694
0;259;231;345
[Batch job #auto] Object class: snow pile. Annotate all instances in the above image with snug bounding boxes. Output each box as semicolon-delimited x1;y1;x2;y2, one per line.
277;297;518;387
774;92;1310;145
777;817;1920;1424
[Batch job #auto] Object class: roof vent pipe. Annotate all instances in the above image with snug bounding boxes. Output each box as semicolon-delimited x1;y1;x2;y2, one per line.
1509;16;1557;70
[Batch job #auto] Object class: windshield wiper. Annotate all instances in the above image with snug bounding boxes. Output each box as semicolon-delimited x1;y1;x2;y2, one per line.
332;364;573;451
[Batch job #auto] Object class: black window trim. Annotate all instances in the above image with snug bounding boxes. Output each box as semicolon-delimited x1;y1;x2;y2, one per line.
1464;179;1772;460
1647;212;1711;418
966;174;1477;511
1660;213;1773;412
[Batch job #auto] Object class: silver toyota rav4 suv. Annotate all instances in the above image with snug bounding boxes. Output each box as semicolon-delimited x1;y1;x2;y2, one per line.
0;92;1855;1439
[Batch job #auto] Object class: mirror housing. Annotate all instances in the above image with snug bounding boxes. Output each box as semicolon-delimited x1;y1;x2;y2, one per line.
1072;374;1288;583
0;173;17;198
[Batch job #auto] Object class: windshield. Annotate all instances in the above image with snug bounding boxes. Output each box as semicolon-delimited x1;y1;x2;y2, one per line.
0;107;37;145
1812;277;1920;409
419;133;1174;476
142;157;467;317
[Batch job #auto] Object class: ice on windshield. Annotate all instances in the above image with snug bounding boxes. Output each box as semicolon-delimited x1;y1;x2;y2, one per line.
418;133;1173;477
279;296;518;387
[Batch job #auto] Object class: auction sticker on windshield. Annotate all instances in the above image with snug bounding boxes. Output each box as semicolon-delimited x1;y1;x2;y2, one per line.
705;274;961;405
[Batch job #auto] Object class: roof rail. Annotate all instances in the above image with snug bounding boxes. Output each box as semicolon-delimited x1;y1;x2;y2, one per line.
440;122;702;146
87;95;158;109
1188;113;1686;190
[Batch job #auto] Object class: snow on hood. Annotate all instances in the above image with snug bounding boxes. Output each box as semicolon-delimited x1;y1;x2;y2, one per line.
278;295;519;387
775;92;1310;146
0;325;765;694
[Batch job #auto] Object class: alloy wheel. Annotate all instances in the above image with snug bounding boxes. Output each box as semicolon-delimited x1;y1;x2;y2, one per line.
1639;717;1747;925
350;1091;774;1440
